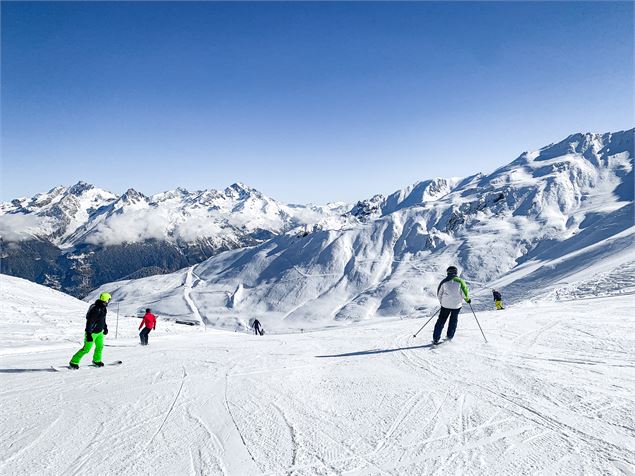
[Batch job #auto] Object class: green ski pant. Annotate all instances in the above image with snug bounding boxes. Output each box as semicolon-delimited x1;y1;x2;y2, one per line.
70;332;104;365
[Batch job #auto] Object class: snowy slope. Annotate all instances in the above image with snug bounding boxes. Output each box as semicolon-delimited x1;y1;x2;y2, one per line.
0;274;89;352
0;274;197;355
89;129;634;330
1;295;633;475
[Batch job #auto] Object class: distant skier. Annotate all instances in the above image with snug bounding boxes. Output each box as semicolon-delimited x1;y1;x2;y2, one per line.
253;318;264;336
69;292;111;369
433;266;470;344
139;308;157;345
492;290;504;310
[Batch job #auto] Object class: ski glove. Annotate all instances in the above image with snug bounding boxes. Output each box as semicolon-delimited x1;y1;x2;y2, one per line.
103;327;109;335
86;331;93;342
465;298;471;304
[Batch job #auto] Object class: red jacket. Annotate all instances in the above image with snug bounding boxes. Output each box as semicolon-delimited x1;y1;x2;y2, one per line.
139;312;156;330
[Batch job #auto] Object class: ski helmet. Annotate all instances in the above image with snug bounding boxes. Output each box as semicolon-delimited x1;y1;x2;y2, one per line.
446;266;458;276
99;292;112;302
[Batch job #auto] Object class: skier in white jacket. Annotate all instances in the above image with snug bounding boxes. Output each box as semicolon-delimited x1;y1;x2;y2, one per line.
433;266;470;344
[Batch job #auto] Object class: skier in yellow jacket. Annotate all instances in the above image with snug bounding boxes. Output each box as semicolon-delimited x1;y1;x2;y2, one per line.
493;290;504;310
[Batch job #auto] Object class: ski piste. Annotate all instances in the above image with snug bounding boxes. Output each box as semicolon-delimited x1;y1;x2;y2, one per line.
3;293;634;474
52;360;123;371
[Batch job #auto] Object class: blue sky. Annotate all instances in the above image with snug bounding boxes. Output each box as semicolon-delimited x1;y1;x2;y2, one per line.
2;1;633;203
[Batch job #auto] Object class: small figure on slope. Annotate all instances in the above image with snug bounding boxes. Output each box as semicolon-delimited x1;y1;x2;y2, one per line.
492;290;504;310
139;308;156;346
253;318;265;336
69;292;111;369
433;266;470;345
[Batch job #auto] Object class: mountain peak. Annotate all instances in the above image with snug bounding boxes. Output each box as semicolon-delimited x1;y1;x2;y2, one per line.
120;188;147;203
349;194;384;221
229;182;254;192
224;182;259;199
67;181;95;196
531;130;621;164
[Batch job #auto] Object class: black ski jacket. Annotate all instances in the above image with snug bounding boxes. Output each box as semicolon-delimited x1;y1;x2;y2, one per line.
85;300;108;334
492;291;502;301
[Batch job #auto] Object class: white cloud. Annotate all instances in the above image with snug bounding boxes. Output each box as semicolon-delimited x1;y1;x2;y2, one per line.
84;208;170;246
0;214;52;242
83;208;236;246
173;217;225;243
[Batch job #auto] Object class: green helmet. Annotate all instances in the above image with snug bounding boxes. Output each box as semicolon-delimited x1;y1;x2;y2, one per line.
99;292;112;303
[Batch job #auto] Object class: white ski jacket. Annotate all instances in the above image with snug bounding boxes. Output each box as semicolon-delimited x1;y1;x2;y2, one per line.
437;276;470;309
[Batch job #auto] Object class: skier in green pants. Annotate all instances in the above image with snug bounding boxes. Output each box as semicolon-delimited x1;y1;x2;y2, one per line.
69;293;111;369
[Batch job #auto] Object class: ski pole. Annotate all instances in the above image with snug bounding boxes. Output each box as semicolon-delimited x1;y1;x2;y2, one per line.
468;302;487;343
413;308;440;338
115;302;120;340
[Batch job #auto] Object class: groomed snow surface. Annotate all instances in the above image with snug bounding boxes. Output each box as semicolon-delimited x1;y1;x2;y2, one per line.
1;277;633;475
1;129;633;474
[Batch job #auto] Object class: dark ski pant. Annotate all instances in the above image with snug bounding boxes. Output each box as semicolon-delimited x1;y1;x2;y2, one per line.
433;307;461;342
140;327;152;345
254;326;263;336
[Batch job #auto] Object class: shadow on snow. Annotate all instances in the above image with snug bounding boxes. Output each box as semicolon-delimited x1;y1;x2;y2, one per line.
0;368;58;373
316;343;434;358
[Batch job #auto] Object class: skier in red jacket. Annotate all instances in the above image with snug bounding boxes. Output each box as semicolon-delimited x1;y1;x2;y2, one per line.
139;309;156;346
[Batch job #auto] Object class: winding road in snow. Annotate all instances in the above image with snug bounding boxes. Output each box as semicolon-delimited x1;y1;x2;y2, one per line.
184;266;208;326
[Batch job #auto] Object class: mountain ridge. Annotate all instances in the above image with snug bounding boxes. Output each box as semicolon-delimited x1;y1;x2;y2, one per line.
0;180;350;296
83;128;634;330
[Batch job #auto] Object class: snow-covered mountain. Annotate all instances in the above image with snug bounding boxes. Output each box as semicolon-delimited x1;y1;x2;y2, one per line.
88;129;634;331
0;182;349;297
1;181;346;247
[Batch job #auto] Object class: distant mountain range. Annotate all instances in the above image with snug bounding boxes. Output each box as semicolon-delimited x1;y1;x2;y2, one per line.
79;129;634;331
0;181;349;297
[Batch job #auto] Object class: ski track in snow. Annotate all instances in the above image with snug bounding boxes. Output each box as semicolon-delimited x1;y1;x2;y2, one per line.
1;295;634;475
184;267;208;326
146;366;187;449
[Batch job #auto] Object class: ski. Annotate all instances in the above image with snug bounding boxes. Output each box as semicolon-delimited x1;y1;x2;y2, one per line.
93;360;123;367
52;360;123;372
430;339;451;349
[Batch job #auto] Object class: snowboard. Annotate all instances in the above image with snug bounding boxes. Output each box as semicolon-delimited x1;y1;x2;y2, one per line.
52;360;123;371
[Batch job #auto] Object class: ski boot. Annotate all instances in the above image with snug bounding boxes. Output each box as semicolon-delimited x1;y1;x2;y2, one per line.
92;361;104;367
69;362;79;370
